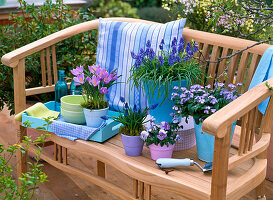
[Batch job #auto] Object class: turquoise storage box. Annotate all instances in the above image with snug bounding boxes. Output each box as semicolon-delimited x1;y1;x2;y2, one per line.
21;101;121;143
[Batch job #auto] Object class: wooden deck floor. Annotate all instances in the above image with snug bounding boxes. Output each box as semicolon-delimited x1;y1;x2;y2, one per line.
1;106;273;200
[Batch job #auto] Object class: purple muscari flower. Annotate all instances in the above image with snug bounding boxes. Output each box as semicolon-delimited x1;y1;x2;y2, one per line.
175;135;183;142
157;129;167;140
228;83;236;90
178;44;184;53
140;131;149;141
192;42;199;53
71;65;83;76
150;103;158;110
210;98;218;104
73;73;85;85
101;115;109;120
125;102;129;109
148;48;155;60
120;97;125;103
204;110;209;114
133;105;137;112
146;40;151;48
159;39;164;50
145;48;150;56
186;42;191;53
159;56;164;66
131;51;137;59
179;37;184;45
176;55;181;62
211;109;216;113
172;46;177;54
184;56;191;62
171;37;177;47
161;38;165;45
125;109;129;116
100;87;109;94
168;54;176;66
160;121;170;130
91;75;100;87
139;48;145;56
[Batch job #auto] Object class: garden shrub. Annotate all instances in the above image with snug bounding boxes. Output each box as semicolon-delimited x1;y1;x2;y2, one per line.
137;7;171;23
0;0;98;115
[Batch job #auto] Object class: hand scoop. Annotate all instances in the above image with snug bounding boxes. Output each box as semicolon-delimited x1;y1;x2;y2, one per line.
156;158;213;173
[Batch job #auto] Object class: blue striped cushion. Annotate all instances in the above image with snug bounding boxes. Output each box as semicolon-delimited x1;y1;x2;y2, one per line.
96;18;186;111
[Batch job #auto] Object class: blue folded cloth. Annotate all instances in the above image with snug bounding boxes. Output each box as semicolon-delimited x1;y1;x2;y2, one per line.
248;46;273;114
50;116;106;141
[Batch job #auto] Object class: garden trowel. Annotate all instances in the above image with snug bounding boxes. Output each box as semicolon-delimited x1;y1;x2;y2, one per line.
156;158;213;173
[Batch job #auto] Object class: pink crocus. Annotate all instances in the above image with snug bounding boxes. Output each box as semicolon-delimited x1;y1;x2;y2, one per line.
99;69;109;80
103;75;113;84
91;75;100;87
89;65;102;76
100;87;109;94
73;73;85;85
86;76;92;85
71;65;83;76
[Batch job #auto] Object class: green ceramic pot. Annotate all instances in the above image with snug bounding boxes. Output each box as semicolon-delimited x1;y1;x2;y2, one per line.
61;108;86;125
61;95;84;112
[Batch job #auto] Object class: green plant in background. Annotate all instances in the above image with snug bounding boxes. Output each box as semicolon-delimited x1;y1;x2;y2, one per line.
137;7;171;23
125;0;162;8
0;118;52;199
0;0;98;115
87;0;139;18
129;37;204;105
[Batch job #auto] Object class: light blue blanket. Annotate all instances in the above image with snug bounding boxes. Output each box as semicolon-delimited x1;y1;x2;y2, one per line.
248;46;273;114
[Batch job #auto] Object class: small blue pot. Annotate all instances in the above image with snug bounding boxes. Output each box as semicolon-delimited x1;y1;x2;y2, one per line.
194;120;237;162
145;80;187;123
121;134;144;156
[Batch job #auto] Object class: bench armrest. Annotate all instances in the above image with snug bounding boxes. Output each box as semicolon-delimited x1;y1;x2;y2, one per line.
202;78;273;138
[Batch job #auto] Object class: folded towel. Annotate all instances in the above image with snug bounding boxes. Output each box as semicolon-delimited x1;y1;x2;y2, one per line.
50;117;106;141
15;102;60;122
248;46;273;114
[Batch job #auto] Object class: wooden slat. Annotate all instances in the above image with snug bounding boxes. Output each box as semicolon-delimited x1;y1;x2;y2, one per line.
200;43;211;84
40;50;46;87
226;50;240;85
58;144;62;163
51;45;58;84
245;54;261;90
63;147;67;165
133;179;138;198
236;51;250;93
228;133;270;170
217;48;230;82
238;114;248;156
211;126;231;200
46;47;52;86
54;143;58;161
249;107;258;151
139;181;144;200
207;45;221;86
145;184;151;200
243;109;254;153
25;82;71;96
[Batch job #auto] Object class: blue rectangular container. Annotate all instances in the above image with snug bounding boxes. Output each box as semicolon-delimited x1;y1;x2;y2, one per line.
21;101;121;143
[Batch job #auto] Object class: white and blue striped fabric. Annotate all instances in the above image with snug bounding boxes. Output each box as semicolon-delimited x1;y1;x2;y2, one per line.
96;18;187;111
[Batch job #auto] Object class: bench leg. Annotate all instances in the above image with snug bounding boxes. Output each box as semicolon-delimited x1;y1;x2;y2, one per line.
145;183;151;200
97;160;106;178
256;180;266;199
133;179;138;198
139;181;144;200
16;125;27;186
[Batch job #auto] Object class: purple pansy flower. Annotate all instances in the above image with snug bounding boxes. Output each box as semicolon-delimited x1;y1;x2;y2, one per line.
175;135;183;142
140;131;149;141
160;121;170;130
157;129;167;140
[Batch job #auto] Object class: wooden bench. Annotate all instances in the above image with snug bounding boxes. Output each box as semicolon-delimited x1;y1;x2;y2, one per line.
2;18;272;200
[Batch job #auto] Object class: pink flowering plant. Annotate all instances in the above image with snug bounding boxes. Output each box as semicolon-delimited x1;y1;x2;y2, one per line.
71;65;120;109
140;120;182;147
171;82;241;125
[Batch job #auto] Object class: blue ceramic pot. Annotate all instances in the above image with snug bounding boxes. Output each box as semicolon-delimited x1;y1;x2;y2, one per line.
194;120;237;162
145;80;187;123
121;134;144;156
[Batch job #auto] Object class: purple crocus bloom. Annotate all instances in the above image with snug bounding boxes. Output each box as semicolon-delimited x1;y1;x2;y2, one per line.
98;69;108;80
157;129;167;140
140;131;149;141
73;73;85;85
71;65;84;76
91;75;100;87
103;74;112;84
86;76;92;85
88;65;100;74
160;121;170;130
100;87;109;94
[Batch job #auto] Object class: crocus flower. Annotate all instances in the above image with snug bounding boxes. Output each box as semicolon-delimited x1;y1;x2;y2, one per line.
73;73;85;85
140;130;149;141
100;87;109;94
157;129;167;140
99;69;109;80
71;65;83;76
103;75;112;84
91;75;100;87
160;121;170;130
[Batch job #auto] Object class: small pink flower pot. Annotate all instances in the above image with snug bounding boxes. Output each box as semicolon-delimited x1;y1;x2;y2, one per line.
148;143;175;160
